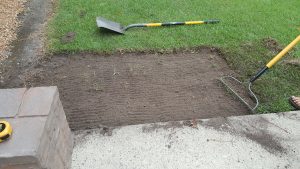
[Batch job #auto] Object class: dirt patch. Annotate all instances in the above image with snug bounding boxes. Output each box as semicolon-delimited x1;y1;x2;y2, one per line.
262;37;283;53
201;116;287;154
142;121;183;133
79;10;87;18
8;49;249;130
61;32;76;44
241;117;288;155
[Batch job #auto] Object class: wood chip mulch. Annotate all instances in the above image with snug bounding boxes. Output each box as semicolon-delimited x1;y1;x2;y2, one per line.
0;0;27;62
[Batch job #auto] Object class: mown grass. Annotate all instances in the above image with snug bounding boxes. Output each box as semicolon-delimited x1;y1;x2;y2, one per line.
48;0;300;113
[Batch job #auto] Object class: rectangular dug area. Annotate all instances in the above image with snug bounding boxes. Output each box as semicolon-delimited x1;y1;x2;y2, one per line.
28;49;249;130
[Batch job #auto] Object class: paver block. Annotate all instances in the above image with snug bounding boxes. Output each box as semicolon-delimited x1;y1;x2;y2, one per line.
0;117;47;158
0;87;73;169
57;129;72;166
0;156;39;167
1;163;41;169
0;88;26;118
18;86;58;117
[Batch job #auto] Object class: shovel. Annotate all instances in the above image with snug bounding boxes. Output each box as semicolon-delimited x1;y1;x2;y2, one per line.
96;17;220;34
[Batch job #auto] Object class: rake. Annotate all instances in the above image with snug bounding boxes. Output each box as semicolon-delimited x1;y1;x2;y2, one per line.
220;35;300;112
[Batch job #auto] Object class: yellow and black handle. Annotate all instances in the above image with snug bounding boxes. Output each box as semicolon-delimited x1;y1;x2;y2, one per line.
250;35;300;83
0;121;12;143
124;19;220;30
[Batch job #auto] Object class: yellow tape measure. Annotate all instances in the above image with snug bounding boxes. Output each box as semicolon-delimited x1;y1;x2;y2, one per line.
0;121;12;143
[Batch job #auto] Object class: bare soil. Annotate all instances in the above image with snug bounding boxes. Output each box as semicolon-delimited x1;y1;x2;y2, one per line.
13;48;249;130
262;37;283;53
0;0;249;131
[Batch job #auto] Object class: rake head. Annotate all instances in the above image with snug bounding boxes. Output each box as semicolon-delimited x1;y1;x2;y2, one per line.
219;76;259;112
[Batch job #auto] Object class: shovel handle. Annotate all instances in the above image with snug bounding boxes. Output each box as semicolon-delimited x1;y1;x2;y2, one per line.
250;35;300;83
124;19;220;30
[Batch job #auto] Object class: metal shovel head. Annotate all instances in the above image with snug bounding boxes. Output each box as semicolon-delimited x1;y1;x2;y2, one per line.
96;17;124;34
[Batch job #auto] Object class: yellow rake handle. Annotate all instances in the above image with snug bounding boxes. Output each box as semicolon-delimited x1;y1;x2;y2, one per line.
266;35;300;68
250;35;300;83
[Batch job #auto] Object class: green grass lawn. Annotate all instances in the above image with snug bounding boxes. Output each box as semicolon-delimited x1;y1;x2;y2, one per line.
48;0;300;113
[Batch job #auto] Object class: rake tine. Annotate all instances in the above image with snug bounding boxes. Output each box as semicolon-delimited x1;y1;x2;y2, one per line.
219;76;259;112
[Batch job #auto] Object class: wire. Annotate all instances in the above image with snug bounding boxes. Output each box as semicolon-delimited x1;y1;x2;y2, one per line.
248;82;259;111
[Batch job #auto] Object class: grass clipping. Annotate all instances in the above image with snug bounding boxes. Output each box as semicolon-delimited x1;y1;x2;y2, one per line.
0;0;26;61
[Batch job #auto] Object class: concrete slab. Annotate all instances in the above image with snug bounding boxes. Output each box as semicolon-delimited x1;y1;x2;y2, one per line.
72;111;300;169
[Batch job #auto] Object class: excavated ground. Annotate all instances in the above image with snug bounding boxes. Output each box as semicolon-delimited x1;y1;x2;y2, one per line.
15;49;250;130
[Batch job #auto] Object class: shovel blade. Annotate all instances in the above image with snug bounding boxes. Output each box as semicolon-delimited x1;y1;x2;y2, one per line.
96;17;124;34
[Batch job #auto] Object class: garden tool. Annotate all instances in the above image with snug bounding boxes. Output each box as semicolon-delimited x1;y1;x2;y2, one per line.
96;17;220;34
220;35;300;111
